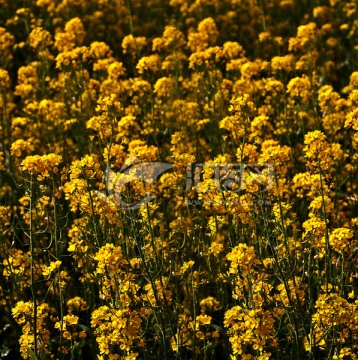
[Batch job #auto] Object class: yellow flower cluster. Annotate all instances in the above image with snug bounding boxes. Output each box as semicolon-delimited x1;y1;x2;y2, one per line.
21;153;62;179
12;301;51;359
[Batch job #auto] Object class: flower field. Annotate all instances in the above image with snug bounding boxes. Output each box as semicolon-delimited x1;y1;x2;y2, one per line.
1;0;358;359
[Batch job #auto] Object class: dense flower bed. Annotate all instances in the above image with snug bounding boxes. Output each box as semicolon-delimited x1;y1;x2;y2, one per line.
0;0;357;359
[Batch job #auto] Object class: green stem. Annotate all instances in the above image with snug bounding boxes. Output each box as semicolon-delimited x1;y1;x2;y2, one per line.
29;176;38;356
257;0;267;31
53;175;64;359
318;159;330;293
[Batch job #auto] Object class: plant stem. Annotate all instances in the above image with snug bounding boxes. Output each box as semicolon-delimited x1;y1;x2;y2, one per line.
29;175;38;356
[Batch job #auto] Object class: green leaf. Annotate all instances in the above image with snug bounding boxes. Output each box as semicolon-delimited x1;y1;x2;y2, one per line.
27;348;39;360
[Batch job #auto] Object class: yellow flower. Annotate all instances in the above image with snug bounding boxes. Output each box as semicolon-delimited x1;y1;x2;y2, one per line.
0;68;11;88
29;27;53;49
66;296;87;313
152;25;186;51
136;54;161;74
200;297;220;313
289;22;317;51
271;56;295;74
42;260;62;277
21;153;62;177
63;314;79;325
329;228;355;254
93;243;128;275
122;35;147;55
10;139;35;158
196;314;212;326
286;75;311;103
226;243;259;274
303;130;329;159
223;41;244;59
179;260;195;275
55;46;92;70
188;17;218;51
0;27;15;62
154;76;175;97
